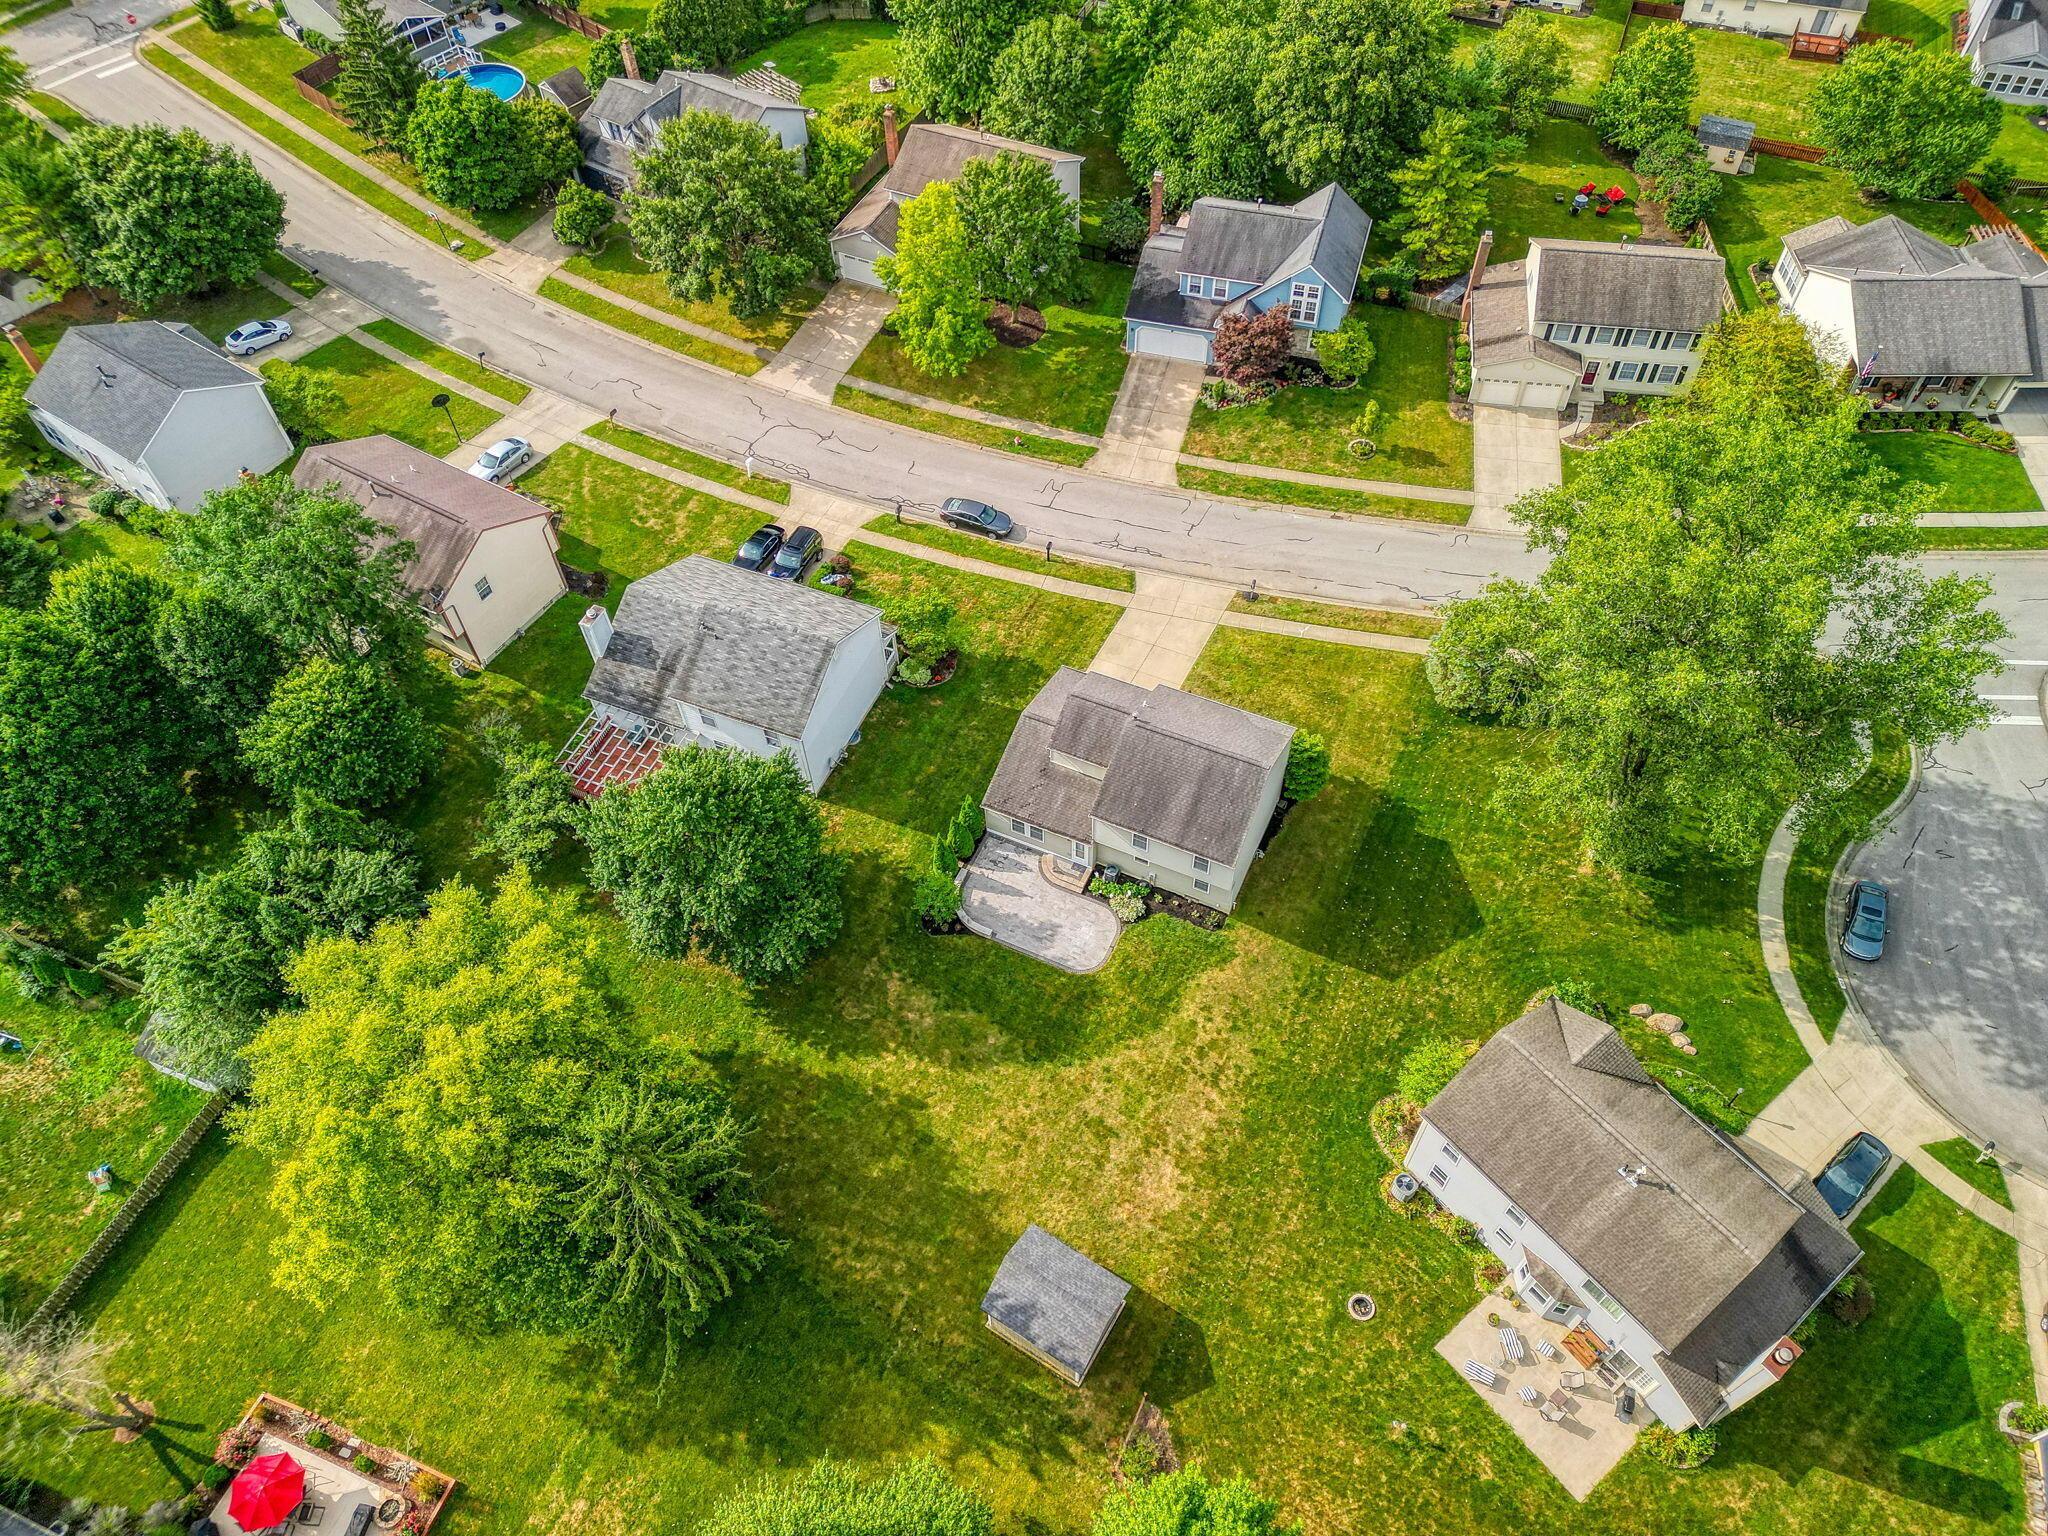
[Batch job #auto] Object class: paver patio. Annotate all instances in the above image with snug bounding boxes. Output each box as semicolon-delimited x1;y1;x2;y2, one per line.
958;836;1120;973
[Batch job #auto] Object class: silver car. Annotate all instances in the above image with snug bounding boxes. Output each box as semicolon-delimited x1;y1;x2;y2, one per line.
467;436;532;482
223;319;293;357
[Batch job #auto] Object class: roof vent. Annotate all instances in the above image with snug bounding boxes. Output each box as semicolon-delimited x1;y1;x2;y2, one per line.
1618;1164;1648;1188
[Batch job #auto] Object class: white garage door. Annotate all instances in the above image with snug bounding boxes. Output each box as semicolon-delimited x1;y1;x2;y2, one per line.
836;251;883;288
1473;376;1569;411
1129;324;1212;362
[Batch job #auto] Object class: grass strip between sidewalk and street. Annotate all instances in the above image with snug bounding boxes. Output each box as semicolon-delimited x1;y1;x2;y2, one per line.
1178;465;1472;526
1915;524;2048;550
1921;1136;2014;1211
859;515;1136;592
362;319;530;404
831;384;1095;467
584;420;790;504
1226;593;1442;639
26;91;92;132
1;0;71;32
142;46;489;262
261;250;325;297
538;278;763;376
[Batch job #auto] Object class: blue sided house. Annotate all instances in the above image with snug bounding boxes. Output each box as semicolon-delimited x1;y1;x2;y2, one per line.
1122;183;1371;363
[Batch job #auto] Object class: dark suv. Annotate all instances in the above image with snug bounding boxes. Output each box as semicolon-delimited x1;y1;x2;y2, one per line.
770;525;823;580
733;523;784;571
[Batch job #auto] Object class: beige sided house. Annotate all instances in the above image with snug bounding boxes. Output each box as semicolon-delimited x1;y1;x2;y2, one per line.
982;667;1293;913
294;435;565;669
1678;0;1864;39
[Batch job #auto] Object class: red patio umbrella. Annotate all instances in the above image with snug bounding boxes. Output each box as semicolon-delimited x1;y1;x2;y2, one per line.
230;1453;305;1532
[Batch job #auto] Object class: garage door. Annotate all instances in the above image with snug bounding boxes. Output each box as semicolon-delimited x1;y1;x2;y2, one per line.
1473;377;1569;410
1129;324;1212;362
836;251;884;288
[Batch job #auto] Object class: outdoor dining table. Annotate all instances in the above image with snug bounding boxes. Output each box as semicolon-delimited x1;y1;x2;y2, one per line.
1548;1388;1572;1412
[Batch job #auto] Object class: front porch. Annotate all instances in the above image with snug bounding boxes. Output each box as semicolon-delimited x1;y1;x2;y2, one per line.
1859;373;2011;415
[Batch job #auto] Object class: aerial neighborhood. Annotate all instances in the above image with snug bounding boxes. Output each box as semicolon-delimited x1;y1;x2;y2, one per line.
4;1;2048;1535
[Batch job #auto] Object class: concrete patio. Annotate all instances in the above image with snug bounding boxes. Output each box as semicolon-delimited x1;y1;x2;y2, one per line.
211;1433;386;1536
1434;1297;1645;1500
959;836;1120;973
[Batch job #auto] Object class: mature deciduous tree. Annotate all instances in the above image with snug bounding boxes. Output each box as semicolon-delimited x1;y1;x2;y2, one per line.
1121;25;1273;211
955;151;1080;313
1812;42;2001;200
1094;0;1189;134
62;125;282;309
642;0;762;68
332;0;423;148
261;361;344;445
1094;1468;1299;1536
876;180;994;378
153;589;288;748
1475;10;1571;138
552;178;613;248
983;15;1094;152
475;713;578;871
580;746;843;982
626;110;826;319
1256;0;1455;214
893;0;1040;120
1426;309;2007;869
0;524;54;610
404;82;580;213
0;113;83;296
1592;24;1695;152
702;1460;993;1536
240;656;433;808
1634;129;1722;230
806;107;875;218
1385;110;1492;280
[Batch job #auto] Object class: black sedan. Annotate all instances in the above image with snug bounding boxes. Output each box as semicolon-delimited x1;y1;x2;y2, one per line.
733;523;785;571
769;525;823;580
940;496;1014;539
1814;1132;1890;1220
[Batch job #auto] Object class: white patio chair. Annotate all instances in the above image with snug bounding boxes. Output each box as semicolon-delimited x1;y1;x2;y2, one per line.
1535;1338;1558;1361
1461;1359;1500;1388
1539;1402;1565;1423
1560;1368;1586;1391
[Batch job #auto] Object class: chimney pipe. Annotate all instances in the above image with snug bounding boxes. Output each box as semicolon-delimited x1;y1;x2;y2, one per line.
5;324;38;376
1148;168;1164;239
1460;228;1494;329
620;33;640;82
580;603;614;660
882;102;899;167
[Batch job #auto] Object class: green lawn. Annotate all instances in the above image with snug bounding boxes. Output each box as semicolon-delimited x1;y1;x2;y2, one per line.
1991;105;2048;187
859;513;1137;591
265;336;502;455
476;9;593;83
1626;16;1830;143
561;231;823;350
1177;465;1472;524
27;90;93;133
1485;118;1642;265
1864;431;2042;513
1455;0;1626;104
733;19;904;114
518;443;764;581
17;275;290;354
1225;593;1442;639
1917;523;2048;548
360;318;533;404
832;384;1096;466
1783;733;1912;1041
1863;0;1959;46
1923;1137;2016;1211
0;993;207;1310
1181;305;1473;490
539;276;766;374
584;419;793;503
847;261;1134;437
262;250;325;297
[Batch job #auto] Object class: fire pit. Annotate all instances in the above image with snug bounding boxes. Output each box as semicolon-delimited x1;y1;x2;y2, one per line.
1347;1293;1377;1322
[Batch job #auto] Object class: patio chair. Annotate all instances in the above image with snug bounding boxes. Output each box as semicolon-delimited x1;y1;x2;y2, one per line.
1560;1369;1585;1391
1539;1402;1565;1423
1518;1385;1541;1407
1535;1338;1558;1361
1461;1359;1501;1388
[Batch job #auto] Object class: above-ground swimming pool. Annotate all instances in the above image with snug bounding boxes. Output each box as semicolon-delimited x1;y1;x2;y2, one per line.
456;62;526;100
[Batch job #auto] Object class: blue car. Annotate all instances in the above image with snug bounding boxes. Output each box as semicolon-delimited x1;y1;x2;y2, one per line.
1814;1132;1890;1220
1840;879;1889;962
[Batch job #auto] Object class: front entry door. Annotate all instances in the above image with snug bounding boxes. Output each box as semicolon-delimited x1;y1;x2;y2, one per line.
1812;8;1834;31
1581;365;1598;386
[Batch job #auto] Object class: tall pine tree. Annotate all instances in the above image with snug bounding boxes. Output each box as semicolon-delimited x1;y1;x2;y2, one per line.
333;0;424;150
1385;111;1492;280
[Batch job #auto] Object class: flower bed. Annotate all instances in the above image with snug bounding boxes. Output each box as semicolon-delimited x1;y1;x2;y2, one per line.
212;1392;458;1536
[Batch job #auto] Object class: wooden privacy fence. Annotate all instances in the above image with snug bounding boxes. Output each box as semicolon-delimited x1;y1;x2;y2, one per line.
1958;178;2046;256
1629;0;1682;16
292;52;344;117
528;0;609;37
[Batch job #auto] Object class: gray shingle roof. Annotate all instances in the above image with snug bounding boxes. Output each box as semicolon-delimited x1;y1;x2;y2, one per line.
581;69;805;183
1695;114;1754;152
1789;213;1969;277
1468;258;1581;372
981;1224;1129;1381
26;321;261;461
1178;184;1371;302
835;125;1079;253
537;65;591;117
984;666;1293;865
1973;0;2048;62
1422;1001;1861;1418
1124;228;1223;332
1966;231;2048;277
584;554;882;737
293;435;550;605
1530;239;1731;331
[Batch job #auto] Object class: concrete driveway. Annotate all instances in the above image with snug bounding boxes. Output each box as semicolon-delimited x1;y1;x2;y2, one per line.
2000;389;2048;509
1092;355;1205;485
1471;404;1562;531
959;837;1120;973
757;282;894;402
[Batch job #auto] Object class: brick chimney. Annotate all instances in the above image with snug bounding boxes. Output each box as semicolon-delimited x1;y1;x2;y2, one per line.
4;324;38;376
882;102;899;166
1460;229;1494;328
1148;168;1164;238
619;33;640;82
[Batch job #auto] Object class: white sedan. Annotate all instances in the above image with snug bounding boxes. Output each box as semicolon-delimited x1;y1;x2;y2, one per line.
467;436;533;482
223;319;293;357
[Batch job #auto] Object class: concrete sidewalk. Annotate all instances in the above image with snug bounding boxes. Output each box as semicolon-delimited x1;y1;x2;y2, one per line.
1088;572;1234;689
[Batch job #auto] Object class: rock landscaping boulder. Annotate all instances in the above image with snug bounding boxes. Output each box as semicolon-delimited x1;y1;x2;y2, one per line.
1670;1032;1691;1051
1647;1012;1683;1034
1629;1003;1652;1017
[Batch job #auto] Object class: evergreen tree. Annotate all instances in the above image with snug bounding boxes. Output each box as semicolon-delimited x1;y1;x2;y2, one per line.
1385;111;1492;280
332;0;425;149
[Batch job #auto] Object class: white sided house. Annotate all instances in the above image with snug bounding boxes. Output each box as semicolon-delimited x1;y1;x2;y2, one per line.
981;667;1293;913
832;121;1082;288
1466;235;1732;412
1677;0;1864;39
1964;0;2048;102
1407;1000;1862;1431
1775;213;2048;414
577;67;811;193
25;321;290;511
294;435;565;669
562;555;895;797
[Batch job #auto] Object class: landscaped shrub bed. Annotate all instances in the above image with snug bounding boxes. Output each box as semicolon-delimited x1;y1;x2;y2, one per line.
1859;410;2018;452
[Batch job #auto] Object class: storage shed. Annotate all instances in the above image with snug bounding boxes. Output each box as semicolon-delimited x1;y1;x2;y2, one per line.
980;1224;1130;1385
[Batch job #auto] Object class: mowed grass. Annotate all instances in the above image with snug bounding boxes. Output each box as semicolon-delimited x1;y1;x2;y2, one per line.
1625;16;1830;143
1917;523;2048;548
562;231;823;351
0;994;207;1310
1225;593;1441;639
1485;118;1641;265
1991;105;2048;187
832;384;1097;466
16;275;290;354
1454;0;1626;104
1176;465;1472;524
539;276;766;374
475;10;593;82
264;335;502;455
1923;1137;2016;1211
847;262;1134;437
584;420;792;503
1181;305;1473;490
1864;0;1957;46
1864;431;2043;513
360;319;532;404
733;19;905;114
859;514;1137;591
517;443;763;580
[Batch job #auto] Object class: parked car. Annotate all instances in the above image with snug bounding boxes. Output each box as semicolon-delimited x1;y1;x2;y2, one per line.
1814;1131;1891;1220
733;523;786;572
467;436;532;482
223;319;294;357
1840;878;1889;962
769;525;822;580
940;496;1014;539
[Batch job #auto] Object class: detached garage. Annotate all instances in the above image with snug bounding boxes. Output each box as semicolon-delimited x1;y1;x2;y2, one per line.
1125;322;1213;363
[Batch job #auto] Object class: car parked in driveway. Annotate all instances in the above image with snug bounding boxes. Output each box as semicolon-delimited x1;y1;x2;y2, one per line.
1841;879;1889;962
769;525;822;580
1814;1131;1891;1220
733;523;785;571
467;436;532;482
224;319;293;357
940;496;1014;539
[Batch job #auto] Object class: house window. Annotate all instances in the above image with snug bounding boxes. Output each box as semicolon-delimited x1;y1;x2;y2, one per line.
1605;1346;1654;1388
1525;1280;1551;1307
1664;331;1696;350
1494;1229;1515;1250
1132;833;1148;851
1610;361;1644;382
1591;326;1616;345
1210;277;1231;300
604;120;625;142
1428;1165;1447;1186
1027;824;1043;842
763;730;781;748
1010;818;1028;835
1547;323;1581;344
1506;1203;1525;1225
1073;839;1088;859
474;576;492;601
1193;854;1210;873
1443;1143;1460;1164
1653;364;1685;385
1582;1278;1626;1321
1193;878;1210;892
1288;281;1323;325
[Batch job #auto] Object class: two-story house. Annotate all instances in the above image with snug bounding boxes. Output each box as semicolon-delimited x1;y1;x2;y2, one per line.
831;120;1082;288
982;667;1294;913
1963;0;2048;101
578;66;810;194
25;321;291;511
294;435;565;669
1407;999;1863;1431
1466;234;1732;411
561;555;895;796
1775;213;2048;415
1677;0;1865;40
1122;183;1372;363
282;0;468;65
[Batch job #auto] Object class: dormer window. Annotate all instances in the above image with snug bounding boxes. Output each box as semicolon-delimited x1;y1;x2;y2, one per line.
603;120;625;142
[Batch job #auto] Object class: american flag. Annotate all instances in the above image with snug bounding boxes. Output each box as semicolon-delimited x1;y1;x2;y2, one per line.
1859;349;1880;382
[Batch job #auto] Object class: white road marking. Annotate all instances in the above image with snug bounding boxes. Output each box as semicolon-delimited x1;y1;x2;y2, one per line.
93;59;138;78
43;53;132;87
1991;717;2045;726
36;40;128;74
